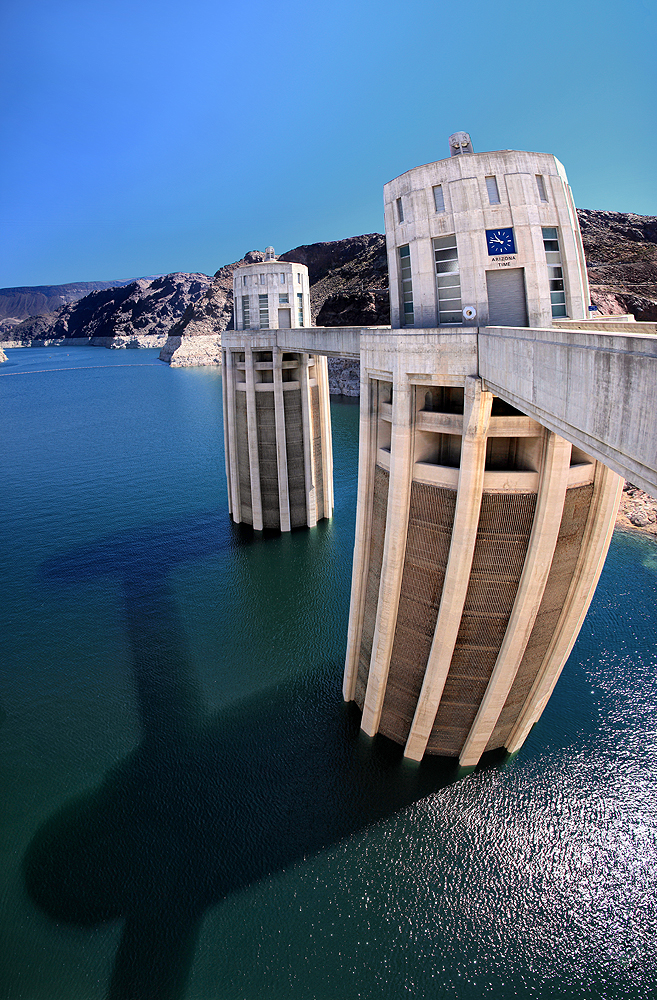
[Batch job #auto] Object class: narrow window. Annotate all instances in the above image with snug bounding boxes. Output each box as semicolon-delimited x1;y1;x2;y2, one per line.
242;295;250;329
433;235;462;325
398;245;413;326
297;273;301;284
485;176;501;204
297;292;304;326
433;184;445;213
260;274;266;284
258;293;269;328
280;273;285;283
279;293;289;304
536;175;548;202
542;227;567;317
396;197;404;223
243;275;247;285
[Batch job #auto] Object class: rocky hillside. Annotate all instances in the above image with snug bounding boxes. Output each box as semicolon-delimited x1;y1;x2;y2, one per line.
279;234;389;325
579;210;657;321
2;273;212;346
0;278;137;323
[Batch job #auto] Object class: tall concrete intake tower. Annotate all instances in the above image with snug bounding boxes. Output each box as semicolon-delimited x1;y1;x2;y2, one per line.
342;134;623;765
222;250;333;531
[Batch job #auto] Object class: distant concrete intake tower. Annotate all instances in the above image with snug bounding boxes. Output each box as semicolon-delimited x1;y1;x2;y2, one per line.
342;134;623;765
222;249;333;530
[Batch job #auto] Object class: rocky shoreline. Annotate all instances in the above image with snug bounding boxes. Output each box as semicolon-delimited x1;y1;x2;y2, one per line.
617;483;657;538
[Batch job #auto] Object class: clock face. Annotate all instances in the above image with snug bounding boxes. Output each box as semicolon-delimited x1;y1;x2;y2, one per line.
486;228;516;256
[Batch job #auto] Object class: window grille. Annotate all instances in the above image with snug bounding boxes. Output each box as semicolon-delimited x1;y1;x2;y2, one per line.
399;245;414;326
242;296;250;329
542;227;567;317
297;293;304;326
259;293;269;328
433;235;462;325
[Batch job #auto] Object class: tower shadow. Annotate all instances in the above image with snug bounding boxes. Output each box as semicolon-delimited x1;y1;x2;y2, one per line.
25;514;501;1000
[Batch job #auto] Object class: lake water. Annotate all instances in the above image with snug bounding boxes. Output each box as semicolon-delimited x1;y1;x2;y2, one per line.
1;346;656;1000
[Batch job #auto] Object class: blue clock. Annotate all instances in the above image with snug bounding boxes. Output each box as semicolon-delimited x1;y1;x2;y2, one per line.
486;228;516;255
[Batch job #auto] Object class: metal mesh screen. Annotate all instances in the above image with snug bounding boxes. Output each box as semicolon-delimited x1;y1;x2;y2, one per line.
485;483;595;749
256;391;280;529
356;466;389;709
427;491;537;756
284;389;307;528
378;484;457;744
310;384;324;521
235;391;252;524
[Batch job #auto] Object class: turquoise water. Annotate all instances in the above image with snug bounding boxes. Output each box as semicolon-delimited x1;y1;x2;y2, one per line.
1;346;656;999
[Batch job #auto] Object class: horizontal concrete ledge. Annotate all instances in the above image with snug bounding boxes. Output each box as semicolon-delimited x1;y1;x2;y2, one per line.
223;327;481;362
480;326;657;497
223;327;381;359
553;317;657;335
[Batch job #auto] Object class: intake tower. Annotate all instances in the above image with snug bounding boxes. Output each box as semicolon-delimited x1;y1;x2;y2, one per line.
342;134;623;765
222;250;333;531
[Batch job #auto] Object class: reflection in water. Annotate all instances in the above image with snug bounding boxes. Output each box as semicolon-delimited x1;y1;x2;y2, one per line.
25;516;493;999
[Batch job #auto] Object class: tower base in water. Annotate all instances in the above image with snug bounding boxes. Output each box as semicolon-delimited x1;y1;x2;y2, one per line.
342;335;622;765
221;335;333;531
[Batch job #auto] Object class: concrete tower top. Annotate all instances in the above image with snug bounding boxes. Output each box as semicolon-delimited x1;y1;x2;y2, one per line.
232;257;310;331
383;144;589;330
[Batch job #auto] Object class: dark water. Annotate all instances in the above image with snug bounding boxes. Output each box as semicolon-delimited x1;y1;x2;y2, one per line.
1;346;656;1000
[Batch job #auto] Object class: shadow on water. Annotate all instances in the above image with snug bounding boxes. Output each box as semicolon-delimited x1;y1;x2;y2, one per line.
25;517;507;1000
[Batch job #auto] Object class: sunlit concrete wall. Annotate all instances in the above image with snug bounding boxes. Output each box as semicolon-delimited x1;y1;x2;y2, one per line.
384;148;589;330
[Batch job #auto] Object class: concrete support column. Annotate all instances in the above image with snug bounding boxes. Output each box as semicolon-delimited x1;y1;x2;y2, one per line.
505;461;623;754
300;352;317;528
273;349;291;533
316;354;334;518
244;347;263;531
343;372;378;701
459;431;572;766
404;376;493;761
361;379;415;736
224;349;241;523
222;349;232;516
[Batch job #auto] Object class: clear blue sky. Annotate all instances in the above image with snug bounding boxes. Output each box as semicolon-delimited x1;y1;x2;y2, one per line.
1;0;655;287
